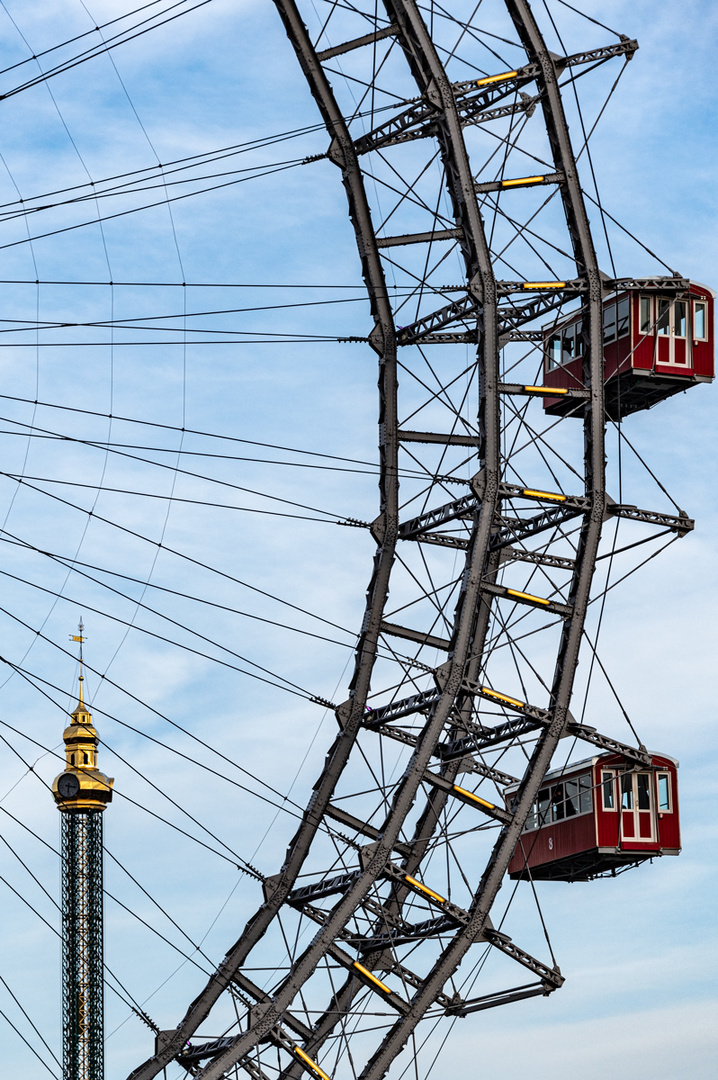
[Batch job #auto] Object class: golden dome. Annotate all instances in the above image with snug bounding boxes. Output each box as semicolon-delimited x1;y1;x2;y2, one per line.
53;672;113;813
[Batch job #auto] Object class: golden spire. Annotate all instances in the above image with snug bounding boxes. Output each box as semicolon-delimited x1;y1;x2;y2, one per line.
52;621;114;811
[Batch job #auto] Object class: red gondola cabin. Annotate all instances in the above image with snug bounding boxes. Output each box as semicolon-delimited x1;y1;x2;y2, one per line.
542;281;715;418
506;753;680;882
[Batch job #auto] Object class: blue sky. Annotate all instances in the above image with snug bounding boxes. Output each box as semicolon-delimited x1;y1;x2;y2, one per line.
0;2;715;1078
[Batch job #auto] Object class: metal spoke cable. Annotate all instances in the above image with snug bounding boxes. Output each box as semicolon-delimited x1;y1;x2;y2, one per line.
540;2;623;278
104;888;214;975
0;644;311;825
0;296;376;325
581;190;676;274
0;472;367;526
0;159;308;254
0;0;214;101
0;829;60;912
0;799;216;972
0;569;322;701
0;649;408;872
0;794;170;1035
610;423;686;511
0;426;460;485
0;971;61;1069
0;158;310;224
0;334;364;347
0;701;268;881
0;0;198;77
0;391;385;468
0;1002;59;1079
553;0;622;37
0;475;357;636
0;431;360;518
0;531;358;650
0;657;309;829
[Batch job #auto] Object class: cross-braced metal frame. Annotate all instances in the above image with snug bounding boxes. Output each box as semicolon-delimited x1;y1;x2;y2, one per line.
62;810;105;1080
127;4;690;1079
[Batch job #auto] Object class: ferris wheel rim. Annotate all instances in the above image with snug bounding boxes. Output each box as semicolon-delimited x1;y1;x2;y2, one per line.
122;5;671;1080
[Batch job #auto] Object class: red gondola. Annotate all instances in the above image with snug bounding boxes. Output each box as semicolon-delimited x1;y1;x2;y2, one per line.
506;753;680;882
542;280;715;418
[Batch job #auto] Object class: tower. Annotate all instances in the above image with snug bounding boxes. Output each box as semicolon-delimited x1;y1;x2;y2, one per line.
52;627;113;1080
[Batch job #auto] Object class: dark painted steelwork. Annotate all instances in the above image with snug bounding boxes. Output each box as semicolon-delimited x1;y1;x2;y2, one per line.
124;4;680;1080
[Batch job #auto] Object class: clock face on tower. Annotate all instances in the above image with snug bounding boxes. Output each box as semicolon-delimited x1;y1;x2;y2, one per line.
57;772;80;799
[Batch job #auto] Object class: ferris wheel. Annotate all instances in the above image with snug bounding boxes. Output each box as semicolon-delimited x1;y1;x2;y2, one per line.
115;3;710;1080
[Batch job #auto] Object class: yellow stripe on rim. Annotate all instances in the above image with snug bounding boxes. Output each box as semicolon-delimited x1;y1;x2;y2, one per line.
475;70;518;86
480;686;525;708
453;784;495;810
404;874;446;904
524;385;568;394
522;488;567;502
522;281;566;289
353;961;391;994
507;588;550;606
501;175;545;187
294;1047;331;1080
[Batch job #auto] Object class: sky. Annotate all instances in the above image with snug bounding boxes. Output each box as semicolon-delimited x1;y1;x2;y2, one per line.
0;1;716;1078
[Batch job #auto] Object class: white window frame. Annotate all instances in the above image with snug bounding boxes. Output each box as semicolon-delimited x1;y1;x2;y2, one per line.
656;297;671;336
522;773;594;833
601;769;617;812
547;332;562;370
656;772;672;813
655;298;692;365
603;297;630;344
616;295;630;339
639;295;653;335
693;300;708;342
673;299;688;340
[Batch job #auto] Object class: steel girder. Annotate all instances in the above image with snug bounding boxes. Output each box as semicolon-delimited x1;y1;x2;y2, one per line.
126;5;668;1080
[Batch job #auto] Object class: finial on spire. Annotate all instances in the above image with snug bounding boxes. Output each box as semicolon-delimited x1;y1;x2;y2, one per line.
55;618;113;811
70;618;86;705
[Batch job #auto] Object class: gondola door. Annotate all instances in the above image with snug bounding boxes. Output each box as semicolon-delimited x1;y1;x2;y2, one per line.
656;298;689;366
620;771;656;843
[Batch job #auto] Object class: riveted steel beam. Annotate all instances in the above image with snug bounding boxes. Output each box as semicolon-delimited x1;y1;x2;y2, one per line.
396;294;479;345
500;380;590;397
316;22;398;61
353;81;537;155
481;580;573;618
422;770;513;824
445;981;552;1016
482;928;564;987
397;428;479;446
323;804;412;857
490;503;585;552
376;227;462;247
565;722;651;766
502;545;575;571
475;171;563;193
498;289;584;333
397;492;480;539
497;277;586;295
364;687;442;726
606;503;694;535
380;621;451;652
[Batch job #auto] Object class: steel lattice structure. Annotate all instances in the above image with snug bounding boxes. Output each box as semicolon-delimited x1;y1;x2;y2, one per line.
54;646;113;1080
61;810;105;1080
126;3;692;1079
